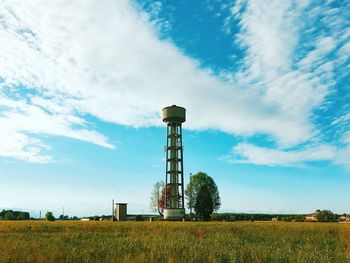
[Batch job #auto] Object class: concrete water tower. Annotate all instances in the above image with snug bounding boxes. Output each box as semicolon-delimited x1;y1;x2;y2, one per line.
162;105;186;220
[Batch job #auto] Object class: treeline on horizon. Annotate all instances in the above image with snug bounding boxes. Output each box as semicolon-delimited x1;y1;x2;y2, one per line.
129;210;344;222
212;213;307;222
0;209;30;220
0;209;346;222
212;210;342;222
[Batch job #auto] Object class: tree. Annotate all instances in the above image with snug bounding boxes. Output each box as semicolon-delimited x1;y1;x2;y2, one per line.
17;212;30;220
45;211;55;221
59;215;69;220
4;211;15;220
315;210;337;222
149;180;165;215
135;215;143;221
194;185;214;221
185;172;221;220
187;174;195;220
0;210;30;220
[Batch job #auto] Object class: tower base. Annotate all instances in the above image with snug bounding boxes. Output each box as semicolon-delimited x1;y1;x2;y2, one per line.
164;208;185;220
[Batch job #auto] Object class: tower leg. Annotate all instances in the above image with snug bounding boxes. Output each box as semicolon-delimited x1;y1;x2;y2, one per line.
164;122;185;220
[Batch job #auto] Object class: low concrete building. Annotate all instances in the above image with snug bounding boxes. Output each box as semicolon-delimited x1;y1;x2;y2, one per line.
115;203;127;221
305;214;318;222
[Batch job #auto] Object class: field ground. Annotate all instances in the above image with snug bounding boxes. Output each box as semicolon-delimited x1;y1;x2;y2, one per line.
340;223;350;261
0;221;349;263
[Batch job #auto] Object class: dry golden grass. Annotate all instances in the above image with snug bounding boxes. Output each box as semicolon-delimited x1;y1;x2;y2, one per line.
0;221;348;263
339;223;350;261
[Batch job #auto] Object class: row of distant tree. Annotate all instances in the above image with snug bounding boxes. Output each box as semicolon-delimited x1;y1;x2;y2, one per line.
45;213;115;221
212;210;340;222
0;210;81;221
0;209;30;220
0;209;344;222
313;209;340;222
45;212;82;221
0;209;341;224
0;210;113;221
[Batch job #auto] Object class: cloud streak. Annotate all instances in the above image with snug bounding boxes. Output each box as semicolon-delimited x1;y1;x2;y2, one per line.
226;142;336;167
0;86;114;162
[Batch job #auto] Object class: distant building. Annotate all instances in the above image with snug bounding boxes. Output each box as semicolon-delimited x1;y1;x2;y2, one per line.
305;214;318;222
272;217;278;222
339;215;350;222
115;203;127;221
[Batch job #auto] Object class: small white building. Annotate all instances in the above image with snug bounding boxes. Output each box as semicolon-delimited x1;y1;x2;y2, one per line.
305;214;318;222
339;215;350;222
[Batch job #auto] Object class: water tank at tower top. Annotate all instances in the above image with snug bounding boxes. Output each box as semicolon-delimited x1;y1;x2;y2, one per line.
162;105;186;123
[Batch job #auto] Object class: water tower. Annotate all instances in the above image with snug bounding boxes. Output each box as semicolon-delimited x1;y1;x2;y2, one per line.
162;105;186;220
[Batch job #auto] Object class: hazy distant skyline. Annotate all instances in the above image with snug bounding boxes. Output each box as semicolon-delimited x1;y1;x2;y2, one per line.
0;0;349;217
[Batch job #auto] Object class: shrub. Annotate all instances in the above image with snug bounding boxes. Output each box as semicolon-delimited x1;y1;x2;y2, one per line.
135;215;143;221
45;212;55;221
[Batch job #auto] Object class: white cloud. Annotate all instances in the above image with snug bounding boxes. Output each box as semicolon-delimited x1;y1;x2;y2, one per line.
226;142;336;167
333;132;350;170
231;0;348;147
0;130;52;163
0;0;348;164
226;131;350;170
298;36;336;71
221;0;349;168
331;113;350;125
0;90;114;162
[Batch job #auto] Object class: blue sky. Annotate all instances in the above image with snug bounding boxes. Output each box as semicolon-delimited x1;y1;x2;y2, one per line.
0;0;349;217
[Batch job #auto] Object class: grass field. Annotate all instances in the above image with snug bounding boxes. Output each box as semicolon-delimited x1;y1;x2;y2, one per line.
0;221;349;263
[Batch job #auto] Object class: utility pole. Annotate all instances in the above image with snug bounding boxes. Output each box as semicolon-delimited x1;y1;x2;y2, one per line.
157;185;160;215
112;199;114;222
39;210;41;220
62;207;64;220
189;172;193;221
